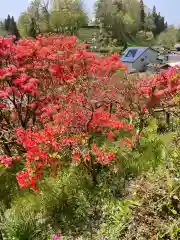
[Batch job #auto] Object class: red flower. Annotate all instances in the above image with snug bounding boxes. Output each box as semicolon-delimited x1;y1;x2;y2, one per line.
91;144;99;155
83;154;91;161
107;131;115;140
121;138;133;146
0;155;12;167
0;34;154;191
105;152;115;160
72;152;81;161
0;91;8;98
143;106;148;113
0;103;6;108
16;171;29;189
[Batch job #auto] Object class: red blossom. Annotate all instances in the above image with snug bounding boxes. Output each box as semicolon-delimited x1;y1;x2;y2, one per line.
0;155;12;167
91;144;99;155
0;34;178;192
16;171;29;189
83;154;91;161
121;138;133;146
107;131;115;140
143;106;148;113
72;152;81;161
0;103;6;108
0;91;8;98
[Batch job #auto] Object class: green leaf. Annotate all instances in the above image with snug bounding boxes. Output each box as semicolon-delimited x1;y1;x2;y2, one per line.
146;118;158;133
171;209;177;215
167;177;173;189
139;137;148;146
158;132;176;147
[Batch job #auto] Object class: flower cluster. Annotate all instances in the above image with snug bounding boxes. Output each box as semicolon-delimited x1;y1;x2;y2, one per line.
0;155;20;168
0;34;179;191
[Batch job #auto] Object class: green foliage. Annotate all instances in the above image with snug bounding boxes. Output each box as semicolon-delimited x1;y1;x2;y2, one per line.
0;21;8;37
152;5;167;37
95;0;167;45
157;26;177;49
18;0;88;37
3;166;99;239
176;28;180;43
4;194;50;240
139;0;145;30
99;199;134;239
0;14;179;238
95;0;141;44
4;15;20;39
1;118;172;239
144;13;156;32
28;19;37;38
136;30;154;45
0;161;24;208
18;12;30;37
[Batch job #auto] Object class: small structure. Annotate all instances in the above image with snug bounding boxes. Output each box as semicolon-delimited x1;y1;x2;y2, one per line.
146;61;180;73
175;43;180;51
120;47;158;73
165;53;180;63
160;61;180;70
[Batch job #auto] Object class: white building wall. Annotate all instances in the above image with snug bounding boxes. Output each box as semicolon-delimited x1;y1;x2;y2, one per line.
145;49;159;63
123;62;134;73
133;49;158;72
167;54;180;63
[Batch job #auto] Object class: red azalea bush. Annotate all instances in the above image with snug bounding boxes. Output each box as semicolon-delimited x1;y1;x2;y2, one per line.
0;34;180;191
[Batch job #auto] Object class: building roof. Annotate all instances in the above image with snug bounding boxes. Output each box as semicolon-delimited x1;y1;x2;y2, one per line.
120;47;157;63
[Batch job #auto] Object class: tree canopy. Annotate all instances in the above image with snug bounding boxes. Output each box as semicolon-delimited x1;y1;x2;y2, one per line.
157;26;177;49
18;0;88;37
4;15;20;39
95;0;167;45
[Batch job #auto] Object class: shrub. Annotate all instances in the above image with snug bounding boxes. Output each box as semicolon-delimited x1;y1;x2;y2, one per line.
0;34;180;192
1;34;180;239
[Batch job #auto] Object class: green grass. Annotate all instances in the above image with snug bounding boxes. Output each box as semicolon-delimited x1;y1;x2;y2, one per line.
77;27;101;43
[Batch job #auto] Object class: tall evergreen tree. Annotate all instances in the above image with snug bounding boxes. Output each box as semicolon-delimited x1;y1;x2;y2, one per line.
4;15;20;39
4;15;11;31
158;15;166;33
9;16;20;40
152;5;158;36
152;6;166;37
140;0;145;30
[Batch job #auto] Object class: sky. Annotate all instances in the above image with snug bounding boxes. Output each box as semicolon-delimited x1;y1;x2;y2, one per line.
0;0;179;26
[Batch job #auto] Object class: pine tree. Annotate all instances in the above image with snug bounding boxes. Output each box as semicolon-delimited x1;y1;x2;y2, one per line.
4;15;11;31
152;6;159;37
151;6;166;37
9;16;20;40
152;5;157;17
140;0;145;30
4;15;20;39
158;15;165;34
